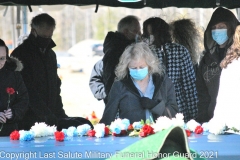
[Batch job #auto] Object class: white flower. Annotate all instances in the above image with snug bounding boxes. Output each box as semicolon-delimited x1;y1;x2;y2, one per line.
94;123;105;138
77;124;91;136
171;118;184;127
30;122;53;137
201;122;209;132
152;116;173;132
175;113;184;121
186;119;201;132
208;118;226;135
110;122;121;134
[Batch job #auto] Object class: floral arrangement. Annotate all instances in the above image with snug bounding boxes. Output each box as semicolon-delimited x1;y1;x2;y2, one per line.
10;112;239;142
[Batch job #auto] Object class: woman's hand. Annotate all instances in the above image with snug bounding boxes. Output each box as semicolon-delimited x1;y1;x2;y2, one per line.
0;112;6;123
4;109;13;119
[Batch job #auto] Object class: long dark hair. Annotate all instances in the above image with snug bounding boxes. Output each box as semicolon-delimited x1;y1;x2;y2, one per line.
143;17;172;47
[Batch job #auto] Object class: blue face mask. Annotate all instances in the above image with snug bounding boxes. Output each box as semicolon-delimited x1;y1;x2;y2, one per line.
129;67;148;80
212;29;229;45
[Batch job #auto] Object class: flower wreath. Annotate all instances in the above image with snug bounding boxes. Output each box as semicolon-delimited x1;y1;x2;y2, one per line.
9;113;240;141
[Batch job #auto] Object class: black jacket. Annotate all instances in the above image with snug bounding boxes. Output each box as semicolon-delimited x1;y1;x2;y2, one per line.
0;58;29;136
100;74;178;125
196;7;240;123
102;32;134;101
11;34;68;130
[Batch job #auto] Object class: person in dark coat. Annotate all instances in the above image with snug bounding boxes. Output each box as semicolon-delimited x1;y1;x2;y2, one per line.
100;42;178;125
11;13;68;130
196;7;240;123
102;15;141;103
142;17;198;122
0;39;29;136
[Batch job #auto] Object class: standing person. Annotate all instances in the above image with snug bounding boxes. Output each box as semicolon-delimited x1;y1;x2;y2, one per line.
11;13;68;130
89;59;106;101
0;39;29;136
142;17;198;122
170;18;204;74
196;7;240;123
102;15;141;103
208;25;240;131
100;43;178;125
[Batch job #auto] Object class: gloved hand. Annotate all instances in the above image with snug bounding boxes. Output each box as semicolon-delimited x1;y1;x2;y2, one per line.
140;97;159;109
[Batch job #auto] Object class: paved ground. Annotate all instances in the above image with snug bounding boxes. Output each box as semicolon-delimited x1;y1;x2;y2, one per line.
58;55;105;119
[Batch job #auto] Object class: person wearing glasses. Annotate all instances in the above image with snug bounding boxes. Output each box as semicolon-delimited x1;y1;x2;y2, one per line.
100;42;178;125
0;39;29;136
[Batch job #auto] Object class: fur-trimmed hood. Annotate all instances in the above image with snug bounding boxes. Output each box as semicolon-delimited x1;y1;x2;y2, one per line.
4;57;23;71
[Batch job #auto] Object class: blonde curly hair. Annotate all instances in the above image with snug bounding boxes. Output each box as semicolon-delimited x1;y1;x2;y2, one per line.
115;42;164;80
220;25;240;68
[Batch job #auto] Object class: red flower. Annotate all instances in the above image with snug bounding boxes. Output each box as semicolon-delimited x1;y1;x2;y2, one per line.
185;129;191;137
6;88;15;95
139;125;154;137
142;125;154;135
87;130;96;137
112;130;127;136
140;131;147;137
120;130;127;135
127;124;133;131
195;126;203;134
112;133;118;136
104;127;109;136
10;130;20;140
54;131;65;141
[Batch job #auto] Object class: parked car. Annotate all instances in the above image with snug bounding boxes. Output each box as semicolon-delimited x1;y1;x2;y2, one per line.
55;51;84;72
92;44;104;56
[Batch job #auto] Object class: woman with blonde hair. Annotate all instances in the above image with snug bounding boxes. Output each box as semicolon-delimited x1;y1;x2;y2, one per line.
208;25;240;130
100;42;178;125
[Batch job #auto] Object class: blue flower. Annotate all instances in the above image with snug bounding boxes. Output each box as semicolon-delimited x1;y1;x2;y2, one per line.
133;122;143;130
19;131;34;141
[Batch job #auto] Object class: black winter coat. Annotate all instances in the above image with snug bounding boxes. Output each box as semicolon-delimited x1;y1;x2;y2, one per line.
102;32;134;101
0;58;29;136
196;7;240;123
11;34;68;130
100;74;179;125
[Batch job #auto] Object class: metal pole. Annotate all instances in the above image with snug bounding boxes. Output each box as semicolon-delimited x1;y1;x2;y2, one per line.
16;6;21;38
11;6;16;49
22;6;28;35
